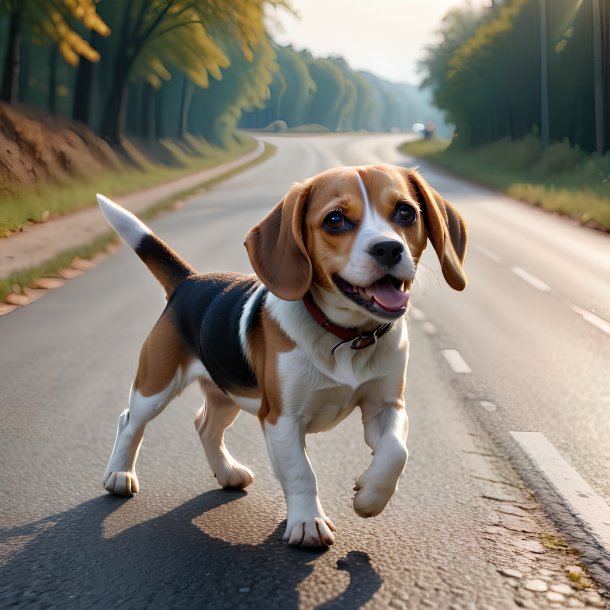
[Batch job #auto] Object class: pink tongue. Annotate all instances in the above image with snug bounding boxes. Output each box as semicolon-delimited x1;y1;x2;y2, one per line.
371;277;409;311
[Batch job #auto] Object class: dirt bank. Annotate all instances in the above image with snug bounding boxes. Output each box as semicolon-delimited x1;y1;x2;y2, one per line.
0;103;119;199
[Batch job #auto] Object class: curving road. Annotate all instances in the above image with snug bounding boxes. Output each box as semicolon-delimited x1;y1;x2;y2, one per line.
1;134;608;608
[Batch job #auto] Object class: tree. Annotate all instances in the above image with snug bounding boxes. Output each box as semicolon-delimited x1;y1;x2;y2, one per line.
95;0;279;145
0;0;110;103
189;35;277;146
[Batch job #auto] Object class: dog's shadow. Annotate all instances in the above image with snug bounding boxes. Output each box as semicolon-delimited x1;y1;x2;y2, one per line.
0;490;381;608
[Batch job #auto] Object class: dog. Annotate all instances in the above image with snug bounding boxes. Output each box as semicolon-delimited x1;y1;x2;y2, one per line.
97;164;467;547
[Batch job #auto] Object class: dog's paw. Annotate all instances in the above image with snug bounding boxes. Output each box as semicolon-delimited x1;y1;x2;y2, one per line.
285;517;336;547
352;474;395;518
215;461;254;490
103;470;139;496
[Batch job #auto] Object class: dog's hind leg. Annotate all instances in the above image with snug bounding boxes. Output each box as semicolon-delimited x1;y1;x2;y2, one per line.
102;387;172;496
103;314;202;496
194;378;254;489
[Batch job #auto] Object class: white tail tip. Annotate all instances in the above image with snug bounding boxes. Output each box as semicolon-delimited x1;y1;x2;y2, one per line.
97;194;151;249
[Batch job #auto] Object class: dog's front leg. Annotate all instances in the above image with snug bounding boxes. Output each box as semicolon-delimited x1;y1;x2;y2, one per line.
353;402;409;518
263;416;335;547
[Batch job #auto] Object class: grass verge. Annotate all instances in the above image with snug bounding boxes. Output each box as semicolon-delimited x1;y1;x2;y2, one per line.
0;142;276;303
400;135;610;231
0;132;258;236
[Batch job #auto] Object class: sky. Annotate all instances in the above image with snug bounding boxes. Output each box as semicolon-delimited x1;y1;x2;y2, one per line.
266;0;487;86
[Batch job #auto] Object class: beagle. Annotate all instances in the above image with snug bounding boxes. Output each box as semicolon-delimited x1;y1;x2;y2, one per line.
97;164;467;547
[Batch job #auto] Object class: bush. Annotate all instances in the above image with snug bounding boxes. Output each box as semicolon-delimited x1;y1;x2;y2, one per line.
262;120;288;132
531;139;585;178
288;124;330;133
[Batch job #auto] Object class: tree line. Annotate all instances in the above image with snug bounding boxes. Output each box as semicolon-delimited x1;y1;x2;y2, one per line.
0;0;429;150
239;45;431;133
420;0;610;154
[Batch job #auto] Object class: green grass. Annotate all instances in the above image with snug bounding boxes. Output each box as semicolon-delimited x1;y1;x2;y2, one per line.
400;135;610;230
0;133;258;236
0;142;276;302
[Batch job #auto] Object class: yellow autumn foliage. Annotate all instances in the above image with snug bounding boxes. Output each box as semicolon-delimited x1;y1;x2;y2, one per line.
131;0;284;90
29;0;110;66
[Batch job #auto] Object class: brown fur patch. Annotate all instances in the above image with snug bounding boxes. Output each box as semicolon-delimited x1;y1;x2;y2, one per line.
245;308;295;425
400;167;468;290
133;313;192;397
303;170;366;293
244;182;313;301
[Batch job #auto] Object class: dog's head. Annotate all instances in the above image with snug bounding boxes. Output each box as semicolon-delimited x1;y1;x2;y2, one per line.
245;165;467;325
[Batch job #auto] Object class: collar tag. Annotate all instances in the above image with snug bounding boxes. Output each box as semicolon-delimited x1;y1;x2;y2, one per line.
332;323;392;355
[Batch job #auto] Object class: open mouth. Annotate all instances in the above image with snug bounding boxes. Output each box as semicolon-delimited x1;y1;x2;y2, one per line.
332;274;410;319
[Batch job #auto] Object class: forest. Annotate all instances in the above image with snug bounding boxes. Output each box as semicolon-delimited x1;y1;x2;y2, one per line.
0;0;433;150
420;0;610;154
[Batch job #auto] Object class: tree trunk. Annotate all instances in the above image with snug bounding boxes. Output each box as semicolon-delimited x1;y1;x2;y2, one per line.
47;45;58;115
100;59;132;145
100;1;136;146
592;0;605;154
141;82;156;141
155;87;165;140
178;75;194;141
539;0;550;148
1;8;22;103
72;31;97;124
17;32;28;103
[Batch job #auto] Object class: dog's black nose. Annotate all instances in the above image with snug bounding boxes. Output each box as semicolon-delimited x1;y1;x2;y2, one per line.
369;240;404;267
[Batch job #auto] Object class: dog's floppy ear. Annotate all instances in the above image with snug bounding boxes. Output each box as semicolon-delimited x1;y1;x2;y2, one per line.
245;182;313;300
405;168;468;291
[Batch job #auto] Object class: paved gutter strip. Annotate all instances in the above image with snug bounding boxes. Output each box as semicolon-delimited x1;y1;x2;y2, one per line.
511;431;610;557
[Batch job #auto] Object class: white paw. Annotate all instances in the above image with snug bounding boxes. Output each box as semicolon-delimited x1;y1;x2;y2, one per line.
285;517;336;547
352;473;395;518
215;461;254;490
103;470;139;496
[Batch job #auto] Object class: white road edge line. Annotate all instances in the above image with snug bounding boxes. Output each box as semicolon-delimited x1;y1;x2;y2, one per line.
510;431;610;554
511;267;552;292
571;305;610;336
441;349;472;374
474;245;502;264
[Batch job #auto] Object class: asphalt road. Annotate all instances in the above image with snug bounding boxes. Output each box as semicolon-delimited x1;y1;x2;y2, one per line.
1;134;608;609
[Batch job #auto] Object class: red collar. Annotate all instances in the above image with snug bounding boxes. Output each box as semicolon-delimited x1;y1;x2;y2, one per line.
303;292;361;340
302;292;392;352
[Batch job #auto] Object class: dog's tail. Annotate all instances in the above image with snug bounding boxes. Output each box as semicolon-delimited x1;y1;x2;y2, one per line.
97;194;196;298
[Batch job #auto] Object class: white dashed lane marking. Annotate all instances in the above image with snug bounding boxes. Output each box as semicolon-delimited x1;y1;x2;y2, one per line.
441;349;472;374
479;400;498;412
511;431;610;554
511;266;552;292
474;245;502;264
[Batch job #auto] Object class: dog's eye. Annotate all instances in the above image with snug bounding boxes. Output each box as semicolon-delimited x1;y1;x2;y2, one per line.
323;211;349;233
393;202;417;226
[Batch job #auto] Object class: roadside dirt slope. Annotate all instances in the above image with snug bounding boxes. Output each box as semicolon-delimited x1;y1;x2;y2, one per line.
0;102;118;198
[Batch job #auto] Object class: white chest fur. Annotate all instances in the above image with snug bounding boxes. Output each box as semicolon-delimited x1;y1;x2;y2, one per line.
276;337;407;430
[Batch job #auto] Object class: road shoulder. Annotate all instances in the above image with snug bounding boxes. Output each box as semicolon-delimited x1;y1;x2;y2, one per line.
0;140;273;313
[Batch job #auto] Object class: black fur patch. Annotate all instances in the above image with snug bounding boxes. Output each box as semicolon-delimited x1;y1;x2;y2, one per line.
169;272;265;392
